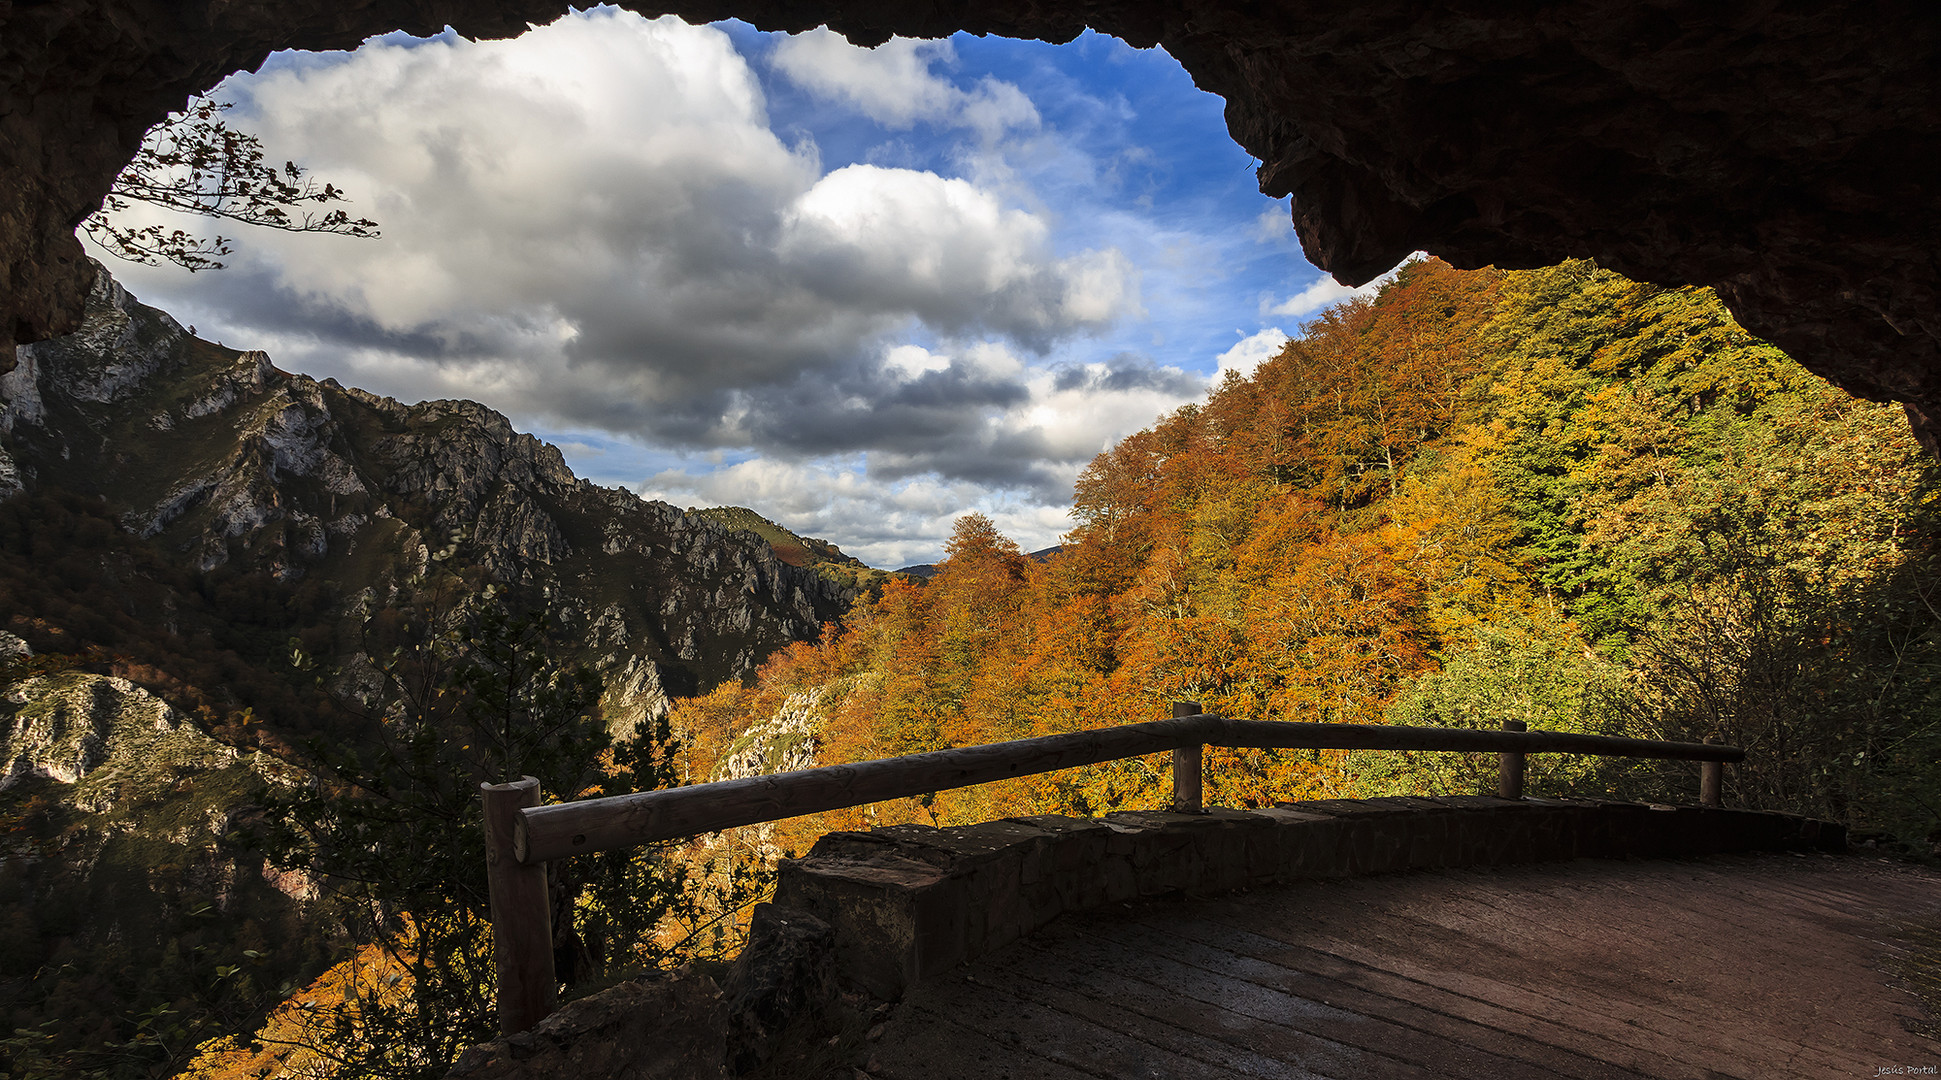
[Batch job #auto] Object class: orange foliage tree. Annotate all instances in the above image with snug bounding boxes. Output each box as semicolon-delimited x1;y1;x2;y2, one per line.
672;260;1508;823
673;255;1939;851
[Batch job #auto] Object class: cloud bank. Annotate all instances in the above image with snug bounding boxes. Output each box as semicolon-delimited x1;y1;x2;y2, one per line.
1215;328;1291;380
98;15;1362;564
170;14;1140;488
769;30;1039;143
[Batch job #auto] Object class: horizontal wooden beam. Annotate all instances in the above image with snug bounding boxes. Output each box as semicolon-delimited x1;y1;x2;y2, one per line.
518;715;1200;862
515;716;1741;864
1203;717;1745;763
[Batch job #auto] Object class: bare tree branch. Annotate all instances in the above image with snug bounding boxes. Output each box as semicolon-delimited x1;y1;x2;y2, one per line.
83;97;379;271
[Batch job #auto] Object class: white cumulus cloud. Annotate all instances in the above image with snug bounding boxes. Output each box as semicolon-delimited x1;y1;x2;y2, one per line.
1252;206;1294;243
1214;328;1290;381
106;11;1136;489
769;29;1039;142
778;164;1132;345
1263;275;1372;319
1262;254;1426;320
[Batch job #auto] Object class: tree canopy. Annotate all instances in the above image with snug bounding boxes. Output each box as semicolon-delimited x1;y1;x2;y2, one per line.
674;258;1941;858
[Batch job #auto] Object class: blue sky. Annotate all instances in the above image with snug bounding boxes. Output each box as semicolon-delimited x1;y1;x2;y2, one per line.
93;11;1377;566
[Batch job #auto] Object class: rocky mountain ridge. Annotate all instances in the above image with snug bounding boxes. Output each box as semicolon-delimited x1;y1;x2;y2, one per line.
0;264;855;711
688;505;897;598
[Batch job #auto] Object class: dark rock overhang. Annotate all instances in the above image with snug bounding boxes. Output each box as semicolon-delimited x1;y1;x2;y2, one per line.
5;2;1938;447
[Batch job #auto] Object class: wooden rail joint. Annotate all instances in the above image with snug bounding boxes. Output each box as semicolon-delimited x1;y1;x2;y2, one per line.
1498;718;1528;799
1171;701;1205;813
1701;735;1726;807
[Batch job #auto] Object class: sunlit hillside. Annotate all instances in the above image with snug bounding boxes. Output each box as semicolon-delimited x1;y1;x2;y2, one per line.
677;258;1941;859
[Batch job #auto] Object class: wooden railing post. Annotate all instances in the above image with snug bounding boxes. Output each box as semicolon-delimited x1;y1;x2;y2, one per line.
482;776;556;1034
1701;736;1725;807
1171;701;1203;813
1497;719;1527;799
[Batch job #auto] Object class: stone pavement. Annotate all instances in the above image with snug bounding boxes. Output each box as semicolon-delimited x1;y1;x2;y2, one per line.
861;853;1941;1080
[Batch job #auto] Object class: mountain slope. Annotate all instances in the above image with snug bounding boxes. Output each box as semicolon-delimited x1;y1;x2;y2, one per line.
673;258;1941;859
687;505;891;596
0;266;860;1074
0;265;854;709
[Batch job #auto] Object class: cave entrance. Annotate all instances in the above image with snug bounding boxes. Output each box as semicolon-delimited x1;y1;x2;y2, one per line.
84;13;1356;568
16;3;1938;489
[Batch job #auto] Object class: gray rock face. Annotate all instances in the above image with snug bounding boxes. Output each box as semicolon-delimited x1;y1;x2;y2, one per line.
711;687;826;784
699;686;832;862
0;264;855;714
0;444;21;501
0;671;237;805
4;2;1941;448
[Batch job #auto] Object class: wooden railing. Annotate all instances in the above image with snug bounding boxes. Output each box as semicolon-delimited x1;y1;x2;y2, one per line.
479;705;1743;1033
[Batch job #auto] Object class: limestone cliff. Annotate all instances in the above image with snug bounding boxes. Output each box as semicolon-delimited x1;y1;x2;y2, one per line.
2;666;235;800
0;637;331;1057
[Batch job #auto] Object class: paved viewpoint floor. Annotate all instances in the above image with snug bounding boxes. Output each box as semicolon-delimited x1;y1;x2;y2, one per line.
863;853;1941;1080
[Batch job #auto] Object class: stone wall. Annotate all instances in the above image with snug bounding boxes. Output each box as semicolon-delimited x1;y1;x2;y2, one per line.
774;796;1846;1000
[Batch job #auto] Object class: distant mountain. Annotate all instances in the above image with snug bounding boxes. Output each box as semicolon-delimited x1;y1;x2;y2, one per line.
688;505;891;597
0;265;854;708
895;545;1062;582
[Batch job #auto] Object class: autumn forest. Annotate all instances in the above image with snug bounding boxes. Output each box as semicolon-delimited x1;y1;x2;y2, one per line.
679;258;1941;857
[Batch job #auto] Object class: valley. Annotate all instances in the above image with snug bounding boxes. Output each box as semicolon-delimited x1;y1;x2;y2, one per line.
3;257;1937;1079
0;266;865;1077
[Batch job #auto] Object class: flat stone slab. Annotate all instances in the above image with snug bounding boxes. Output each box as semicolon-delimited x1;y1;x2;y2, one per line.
862;853;1941;1079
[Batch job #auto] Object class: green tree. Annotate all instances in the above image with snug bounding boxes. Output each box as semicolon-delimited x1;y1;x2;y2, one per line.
250;587;688;1078
1348;610;1634;799
1623;539;1941;843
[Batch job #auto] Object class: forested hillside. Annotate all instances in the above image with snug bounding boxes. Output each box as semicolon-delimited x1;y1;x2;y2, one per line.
0;268;854;1078
679;259;1941;858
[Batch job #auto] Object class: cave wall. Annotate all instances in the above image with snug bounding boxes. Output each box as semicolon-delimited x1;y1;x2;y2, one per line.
5;1;1939;445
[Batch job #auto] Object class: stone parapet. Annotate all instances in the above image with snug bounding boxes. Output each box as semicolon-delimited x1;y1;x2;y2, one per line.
772;797;1845;999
